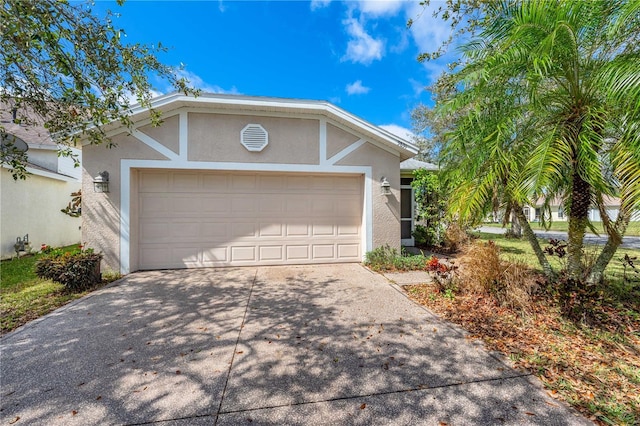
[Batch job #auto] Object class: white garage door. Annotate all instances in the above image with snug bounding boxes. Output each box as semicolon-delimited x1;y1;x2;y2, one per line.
137;170;363;270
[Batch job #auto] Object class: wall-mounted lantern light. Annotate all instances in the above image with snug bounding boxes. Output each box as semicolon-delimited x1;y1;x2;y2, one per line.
380;177;391;196
93;171;110;193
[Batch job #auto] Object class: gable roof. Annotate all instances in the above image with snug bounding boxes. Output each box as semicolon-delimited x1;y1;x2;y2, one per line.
106;92;418;161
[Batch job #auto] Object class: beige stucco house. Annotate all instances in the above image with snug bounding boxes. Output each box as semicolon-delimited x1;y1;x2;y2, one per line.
82;93;418;273
1;106;82;259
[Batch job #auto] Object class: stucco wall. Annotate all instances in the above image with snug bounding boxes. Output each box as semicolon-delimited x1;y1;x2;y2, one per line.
337;143;401;251
82;134;169;272
188;113;319;164
1;170;81;258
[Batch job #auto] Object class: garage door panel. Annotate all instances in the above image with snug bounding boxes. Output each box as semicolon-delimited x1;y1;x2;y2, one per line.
259;195;285;213
138;171;362;269
232;223;257;238
139;172;169;192
312;224;335;236
231;246;256;262
338;224;360;236
259;245;284;261
338;244;360;258
172;173;199;190
286;245;310;260
259;223;284;237
232;175;257;190
312;245;335;259
286;223;310;236
202;247;228;263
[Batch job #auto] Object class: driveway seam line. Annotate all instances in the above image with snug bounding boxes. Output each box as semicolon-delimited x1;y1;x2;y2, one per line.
213;268;258;426
217;372;534;416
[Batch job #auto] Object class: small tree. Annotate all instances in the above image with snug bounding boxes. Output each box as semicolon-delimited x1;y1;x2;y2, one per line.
411;169;448;247
1;0;198;179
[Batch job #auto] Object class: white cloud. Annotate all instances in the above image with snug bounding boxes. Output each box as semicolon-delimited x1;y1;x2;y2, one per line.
341;17;385;65
176;69;240;95
379;124;415;142
356;0;404;17
409;78;426;97
345;80;371;95
310;0;332;11
406;2;451;54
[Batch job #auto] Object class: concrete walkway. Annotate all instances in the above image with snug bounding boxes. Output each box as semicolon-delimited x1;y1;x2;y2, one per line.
0;265;590;425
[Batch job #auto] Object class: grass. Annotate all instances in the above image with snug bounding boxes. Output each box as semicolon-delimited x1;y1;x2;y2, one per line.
0;245;119;334
482;221;640;237
404;233;640;425
472;231;640;287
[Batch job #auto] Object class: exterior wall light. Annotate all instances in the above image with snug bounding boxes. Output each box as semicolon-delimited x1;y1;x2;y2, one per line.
93;171;110;193
380;177;391;196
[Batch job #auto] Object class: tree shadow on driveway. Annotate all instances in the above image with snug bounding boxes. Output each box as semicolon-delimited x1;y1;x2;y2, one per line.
0;265;589;425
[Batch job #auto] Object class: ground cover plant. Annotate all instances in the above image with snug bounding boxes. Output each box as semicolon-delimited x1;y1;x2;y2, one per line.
405;233;640;425
364;245;433;272
0;245;119;334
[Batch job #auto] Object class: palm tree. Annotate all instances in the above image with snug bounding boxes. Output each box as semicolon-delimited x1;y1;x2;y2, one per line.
436;0;640;284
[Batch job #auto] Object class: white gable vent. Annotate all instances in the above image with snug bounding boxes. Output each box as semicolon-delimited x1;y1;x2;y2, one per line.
241;124;268;152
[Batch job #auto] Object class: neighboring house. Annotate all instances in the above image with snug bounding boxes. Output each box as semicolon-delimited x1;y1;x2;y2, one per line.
1;107;82;259
524;196;640;223
400;158;438;247
82;93;418;273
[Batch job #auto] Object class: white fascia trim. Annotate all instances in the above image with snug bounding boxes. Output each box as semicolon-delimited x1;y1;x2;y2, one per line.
327;139;366;166
179;112;188;159
23;166;79;182
319;118;327;165
131;129;178;161
119;159;373;274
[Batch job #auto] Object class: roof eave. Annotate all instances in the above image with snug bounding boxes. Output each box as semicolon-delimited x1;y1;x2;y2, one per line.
101;93;418;161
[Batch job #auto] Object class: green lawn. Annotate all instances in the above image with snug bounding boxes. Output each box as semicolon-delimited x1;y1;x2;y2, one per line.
473;231;640;289
0;245;117;334
483;221;640;237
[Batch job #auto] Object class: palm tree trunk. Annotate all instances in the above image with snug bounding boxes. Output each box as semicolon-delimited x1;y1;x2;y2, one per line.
515;205;555;279
567;173;591;280
586;207;631;285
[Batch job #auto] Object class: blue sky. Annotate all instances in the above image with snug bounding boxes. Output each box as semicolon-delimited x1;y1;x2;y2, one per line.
93;1;458;140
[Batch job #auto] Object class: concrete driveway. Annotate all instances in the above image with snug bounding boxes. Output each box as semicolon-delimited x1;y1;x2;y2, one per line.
0;264;589;425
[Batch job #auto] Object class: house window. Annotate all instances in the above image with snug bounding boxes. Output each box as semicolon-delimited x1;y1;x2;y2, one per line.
400;177;413;186
557;207;564;219
535;208;541;221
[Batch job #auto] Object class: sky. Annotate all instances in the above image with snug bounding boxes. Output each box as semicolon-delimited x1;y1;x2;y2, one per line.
92;0;459;141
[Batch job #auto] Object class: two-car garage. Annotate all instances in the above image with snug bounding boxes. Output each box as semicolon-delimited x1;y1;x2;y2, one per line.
136;170;363;270
82;94;417;273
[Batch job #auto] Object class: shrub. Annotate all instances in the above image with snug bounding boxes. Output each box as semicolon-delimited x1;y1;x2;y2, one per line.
411;170;448;247
455;240;535;311
35;250;102;291
443;222;470;253
364;245;430;272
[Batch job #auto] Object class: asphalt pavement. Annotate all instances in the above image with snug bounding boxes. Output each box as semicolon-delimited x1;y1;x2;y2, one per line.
478;226;640;249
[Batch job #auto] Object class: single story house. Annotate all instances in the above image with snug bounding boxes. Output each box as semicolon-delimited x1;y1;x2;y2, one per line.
82;93;418;274
524;196;640;223
1;105;82;259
